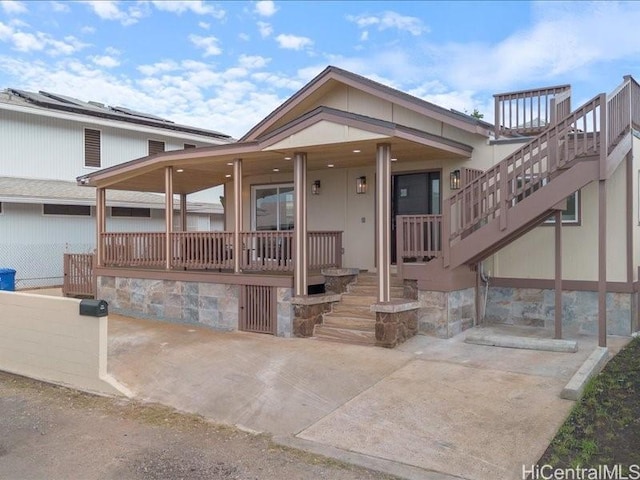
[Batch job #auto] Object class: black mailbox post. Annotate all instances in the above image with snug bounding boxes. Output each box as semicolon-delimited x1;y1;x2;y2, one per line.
79;299;108;317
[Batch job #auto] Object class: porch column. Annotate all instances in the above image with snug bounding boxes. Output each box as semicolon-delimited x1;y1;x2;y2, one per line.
554;210;562;339
95;187;106;267
294;152;308;297
233;158;243;274
179;193;187;231
165;166;174;270
376;143;391;303
598;180;607;347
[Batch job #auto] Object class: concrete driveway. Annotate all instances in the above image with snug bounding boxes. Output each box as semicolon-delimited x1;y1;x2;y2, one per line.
107;315;629;480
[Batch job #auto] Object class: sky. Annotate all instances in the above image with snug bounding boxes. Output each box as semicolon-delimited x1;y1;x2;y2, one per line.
1;0;640;140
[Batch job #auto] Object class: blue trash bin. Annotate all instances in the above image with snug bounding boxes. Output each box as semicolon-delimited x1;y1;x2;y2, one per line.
0;268;16;291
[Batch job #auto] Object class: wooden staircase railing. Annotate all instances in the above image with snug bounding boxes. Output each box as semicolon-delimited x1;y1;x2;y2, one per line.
441;75;639;270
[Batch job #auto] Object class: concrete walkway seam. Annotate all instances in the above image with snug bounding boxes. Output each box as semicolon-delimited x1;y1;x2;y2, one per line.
560;347;609;401
273;435;467;480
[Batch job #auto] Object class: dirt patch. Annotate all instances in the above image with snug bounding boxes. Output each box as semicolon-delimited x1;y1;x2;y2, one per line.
0;371;397;480
537;337;640;470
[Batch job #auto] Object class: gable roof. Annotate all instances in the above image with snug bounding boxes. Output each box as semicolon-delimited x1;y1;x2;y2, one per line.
241;65;493;141
1;88;233;141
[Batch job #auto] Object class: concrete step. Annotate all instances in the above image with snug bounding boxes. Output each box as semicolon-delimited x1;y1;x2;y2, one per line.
322;314;376;331
355;274;403;287
331;303;376;318
348;284;405;297
340;294;378;306
314;325;376;346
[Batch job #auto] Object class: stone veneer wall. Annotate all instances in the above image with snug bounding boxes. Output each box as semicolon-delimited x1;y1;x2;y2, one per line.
276;287;293;337
98;276;295;337
484;287;633;336
416;286;476;339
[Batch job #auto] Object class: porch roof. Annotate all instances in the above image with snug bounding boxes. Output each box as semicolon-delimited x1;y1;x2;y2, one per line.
77;106;474;195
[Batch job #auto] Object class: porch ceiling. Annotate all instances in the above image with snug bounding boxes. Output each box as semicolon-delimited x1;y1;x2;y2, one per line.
82;135;468;195
79;107;473;195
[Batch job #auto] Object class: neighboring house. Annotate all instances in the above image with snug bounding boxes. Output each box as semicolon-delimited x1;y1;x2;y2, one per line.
78;66;640;349
0;89;232;288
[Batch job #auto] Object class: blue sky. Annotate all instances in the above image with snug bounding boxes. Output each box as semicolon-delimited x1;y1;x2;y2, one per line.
1;0;639;139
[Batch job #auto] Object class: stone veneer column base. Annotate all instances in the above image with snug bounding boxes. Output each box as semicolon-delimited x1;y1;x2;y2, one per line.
417;287;476;339
322;268;359;294
372;300;420;348
291;293;341;337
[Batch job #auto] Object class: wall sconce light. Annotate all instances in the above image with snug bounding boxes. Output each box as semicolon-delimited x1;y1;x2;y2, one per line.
312;180;321;195
450;169;461;190
356;176;367;194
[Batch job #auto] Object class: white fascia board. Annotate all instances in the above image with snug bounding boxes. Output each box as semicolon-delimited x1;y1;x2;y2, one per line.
0;102;228;145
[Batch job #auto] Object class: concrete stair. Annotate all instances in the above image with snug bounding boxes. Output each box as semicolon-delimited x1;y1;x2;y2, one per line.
314;273;405;346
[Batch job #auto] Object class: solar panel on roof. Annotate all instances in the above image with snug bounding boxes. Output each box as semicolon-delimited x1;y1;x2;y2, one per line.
110;106;173;123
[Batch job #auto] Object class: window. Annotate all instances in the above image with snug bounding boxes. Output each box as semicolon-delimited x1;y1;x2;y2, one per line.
111;207;151;218
43;204;91;216
252;184;294;231
544;191;580;224
184;143;196;149
511;174;579;225
148;140;165;155
84;128;101;168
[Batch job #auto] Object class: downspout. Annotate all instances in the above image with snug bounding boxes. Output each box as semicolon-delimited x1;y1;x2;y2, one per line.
479;262;490;324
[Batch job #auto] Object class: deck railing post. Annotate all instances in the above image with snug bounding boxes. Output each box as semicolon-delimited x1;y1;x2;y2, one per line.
233;158;243;274
499;162;508;231
164;166;174;270
396;216;404;277
95;187;106;268
293;152;308;296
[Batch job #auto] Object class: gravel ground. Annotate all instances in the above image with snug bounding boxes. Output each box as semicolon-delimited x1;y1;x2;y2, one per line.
0;371;396;480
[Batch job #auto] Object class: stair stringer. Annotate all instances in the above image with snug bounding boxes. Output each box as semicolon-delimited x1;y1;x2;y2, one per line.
448;159;600;269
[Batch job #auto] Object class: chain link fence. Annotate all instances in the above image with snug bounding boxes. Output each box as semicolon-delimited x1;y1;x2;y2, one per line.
0;243;94;289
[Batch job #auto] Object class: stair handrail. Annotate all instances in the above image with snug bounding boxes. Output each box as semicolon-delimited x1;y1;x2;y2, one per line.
448;92;605;245
494;84;571;138
606;77;633;156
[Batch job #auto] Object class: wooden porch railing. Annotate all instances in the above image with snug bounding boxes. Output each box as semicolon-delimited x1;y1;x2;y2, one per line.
240;231;293;272
449;92;605;246
309;231;342;270
494;84;571;138
172;231;234;270
102;232;166;267
396;215;442;261
101;230;342;272
63;253;95;297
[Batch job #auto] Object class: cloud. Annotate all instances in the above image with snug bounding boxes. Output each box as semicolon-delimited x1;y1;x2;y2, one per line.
150;1;225;19
347;11;427;36
82;0;148;26
81;25;96;34
254;1;277;17
198;21;210;29
257;21;272;38
238;54;269;69
90;55;120;68
0;21;88;55
137;60;179;76
275;33;312;51
189;34;222;56
50;1;70;13
0;0;27;15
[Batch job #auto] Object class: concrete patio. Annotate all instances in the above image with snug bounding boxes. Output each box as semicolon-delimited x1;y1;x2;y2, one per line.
106;315;631;480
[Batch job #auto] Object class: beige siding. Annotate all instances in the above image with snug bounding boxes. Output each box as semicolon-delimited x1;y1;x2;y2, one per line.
492;158;629;282
0;291;127;396
264;121;387;150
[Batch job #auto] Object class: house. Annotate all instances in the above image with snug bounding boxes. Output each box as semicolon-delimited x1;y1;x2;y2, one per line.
0;88;233;288
77;66;640;348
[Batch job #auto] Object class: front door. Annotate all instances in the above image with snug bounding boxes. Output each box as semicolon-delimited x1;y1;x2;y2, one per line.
391;172;440;263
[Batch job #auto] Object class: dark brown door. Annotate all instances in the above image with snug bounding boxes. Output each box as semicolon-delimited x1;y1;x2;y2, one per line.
391;172;440;263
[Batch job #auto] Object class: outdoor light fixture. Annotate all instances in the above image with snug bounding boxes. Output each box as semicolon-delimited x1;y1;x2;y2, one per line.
450;169;461;190
312;180;321;195
356;176;367;194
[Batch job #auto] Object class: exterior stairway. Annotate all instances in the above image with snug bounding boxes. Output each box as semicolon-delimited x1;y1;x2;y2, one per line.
314;273;405;346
